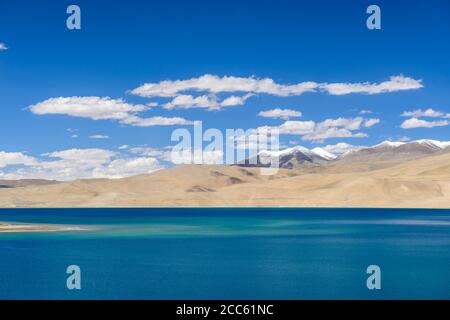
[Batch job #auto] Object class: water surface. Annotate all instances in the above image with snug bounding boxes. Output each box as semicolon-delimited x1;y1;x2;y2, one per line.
0;208;449;299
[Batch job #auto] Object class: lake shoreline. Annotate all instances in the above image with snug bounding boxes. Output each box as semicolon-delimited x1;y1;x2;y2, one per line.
0;222;87;233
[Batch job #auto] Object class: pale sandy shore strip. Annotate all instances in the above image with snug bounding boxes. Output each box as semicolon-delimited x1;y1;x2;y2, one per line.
0;222;88;233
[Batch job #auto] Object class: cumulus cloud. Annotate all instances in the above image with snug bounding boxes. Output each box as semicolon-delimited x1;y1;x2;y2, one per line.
401;108;450;118
258;108;302;120
0;151;37;168
230;130;280;151
92;157;161;179
121;115;193;127
322;142;365;155
221;94;253;107
131;74;422;100
30;96;146;120
258;116;377;142
0;148;162;181
364;118;380;127
43;148;115;166
170;150;224;165
163;94;219;110
129;147;168;158
130;75;422;112
0;43;8;51
162;93;253;110
129;146;226;165
29;96;194;127
131;74;319;98
400;118;449;129
321;75;423;95
397;136;411;142
401;108;450;129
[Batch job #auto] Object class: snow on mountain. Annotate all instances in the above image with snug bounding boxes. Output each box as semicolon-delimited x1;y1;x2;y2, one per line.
240;139;450;168
310;147;338;160
415;139;450;150
259;146;336;161
373;141;407;148
258;146;311;158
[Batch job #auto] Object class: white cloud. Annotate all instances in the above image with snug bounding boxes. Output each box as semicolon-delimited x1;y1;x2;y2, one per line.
0;43;8;51
0;151;37;168
131;75;422;105
131;74;319;98
92;157;161;179
0;148;162;181
321;75;423;95
400;118;449;129
401;108;450;118
302;127;367;142
121;115;193;127
322;143;365;155
364;118;380;127
275;120;316;135
320;117;364;131
401;108;450;129
258;108;302;120
130;145;229;165
220;94;253;107
90;135;110;139
129;147;168;158
30;96;146;120
130;75;423;112
29;96;194;127
163;93;253;110
118;145;129;150
258;116;377;142
170;149;224;165
359;110;373;115
44;148;115;165
129;146;225;165
163;94;219;110
231;130;279;150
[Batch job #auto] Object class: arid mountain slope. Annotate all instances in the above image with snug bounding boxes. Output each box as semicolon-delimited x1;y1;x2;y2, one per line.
0;179;60;189
0;150;449;208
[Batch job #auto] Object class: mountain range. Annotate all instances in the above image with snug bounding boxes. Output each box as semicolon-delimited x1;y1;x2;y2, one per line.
0;139;449;208
239;139;450;169
0;146;449;208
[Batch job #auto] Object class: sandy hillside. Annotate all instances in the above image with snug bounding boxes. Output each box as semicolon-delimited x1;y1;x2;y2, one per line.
0;151;449;208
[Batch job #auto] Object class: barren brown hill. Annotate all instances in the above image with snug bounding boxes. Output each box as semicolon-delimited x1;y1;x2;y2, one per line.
0;150;449;208
0;179;60;189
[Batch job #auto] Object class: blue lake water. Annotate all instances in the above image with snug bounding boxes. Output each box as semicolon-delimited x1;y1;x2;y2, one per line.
0;208;449;300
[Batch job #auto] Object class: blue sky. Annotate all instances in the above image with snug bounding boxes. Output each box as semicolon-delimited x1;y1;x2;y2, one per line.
0;0;449;179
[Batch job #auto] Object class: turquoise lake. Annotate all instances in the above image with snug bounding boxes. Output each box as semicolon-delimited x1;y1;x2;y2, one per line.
0;208;449;299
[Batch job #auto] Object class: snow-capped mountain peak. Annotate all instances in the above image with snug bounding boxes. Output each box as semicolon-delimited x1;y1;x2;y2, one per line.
415;139;450;150
310;147;338;160
258;146;311;157
374;140;406;148
241;139;450;169
259;146;337;161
